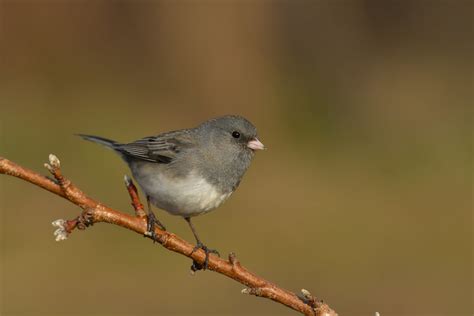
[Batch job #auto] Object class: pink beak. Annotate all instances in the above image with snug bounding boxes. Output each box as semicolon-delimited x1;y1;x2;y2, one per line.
247;138;265;151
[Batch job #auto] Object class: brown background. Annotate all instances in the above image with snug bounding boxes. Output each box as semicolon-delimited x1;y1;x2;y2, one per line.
0;1;472;315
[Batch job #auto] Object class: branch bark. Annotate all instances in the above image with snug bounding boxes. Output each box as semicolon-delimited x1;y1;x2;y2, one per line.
0;154;337;316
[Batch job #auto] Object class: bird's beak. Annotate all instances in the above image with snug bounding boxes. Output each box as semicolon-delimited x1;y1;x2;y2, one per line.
247;138;265;151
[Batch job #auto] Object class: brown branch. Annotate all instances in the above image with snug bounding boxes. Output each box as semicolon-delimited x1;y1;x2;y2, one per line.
124;175;147;218
0;154;337;316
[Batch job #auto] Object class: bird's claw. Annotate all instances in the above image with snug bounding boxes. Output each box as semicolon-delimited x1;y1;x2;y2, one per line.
145;212;166;243
190;242;220;271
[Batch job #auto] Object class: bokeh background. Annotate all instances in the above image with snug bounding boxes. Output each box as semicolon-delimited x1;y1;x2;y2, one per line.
1;1;472;315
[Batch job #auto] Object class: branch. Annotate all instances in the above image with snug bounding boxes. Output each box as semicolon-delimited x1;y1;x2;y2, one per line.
0;154;337;316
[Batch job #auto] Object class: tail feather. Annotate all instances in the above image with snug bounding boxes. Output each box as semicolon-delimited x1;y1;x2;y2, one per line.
77;134;119;150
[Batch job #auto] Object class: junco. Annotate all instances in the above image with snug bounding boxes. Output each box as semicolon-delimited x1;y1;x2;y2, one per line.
79;115;264;269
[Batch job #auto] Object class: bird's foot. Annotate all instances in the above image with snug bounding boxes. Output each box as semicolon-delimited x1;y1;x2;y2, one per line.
190;242;220;271
144;212;166;243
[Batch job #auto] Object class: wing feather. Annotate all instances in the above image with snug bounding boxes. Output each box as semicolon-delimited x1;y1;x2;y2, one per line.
116;130;194;163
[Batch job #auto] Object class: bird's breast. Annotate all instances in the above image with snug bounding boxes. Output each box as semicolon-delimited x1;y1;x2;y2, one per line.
133;164;232;217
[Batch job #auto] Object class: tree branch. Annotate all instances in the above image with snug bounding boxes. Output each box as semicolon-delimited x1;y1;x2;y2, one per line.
0;154;337;316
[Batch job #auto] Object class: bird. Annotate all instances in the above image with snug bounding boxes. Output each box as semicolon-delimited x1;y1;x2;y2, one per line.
78;115;264;269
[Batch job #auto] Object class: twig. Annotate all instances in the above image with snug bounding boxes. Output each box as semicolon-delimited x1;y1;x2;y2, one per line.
0;154;338;316
124;175;147;218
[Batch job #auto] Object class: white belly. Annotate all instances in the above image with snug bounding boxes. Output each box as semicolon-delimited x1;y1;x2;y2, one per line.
136;169;232;217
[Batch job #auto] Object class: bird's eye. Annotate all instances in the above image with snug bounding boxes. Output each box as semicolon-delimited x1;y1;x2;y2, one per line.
232;131;240;138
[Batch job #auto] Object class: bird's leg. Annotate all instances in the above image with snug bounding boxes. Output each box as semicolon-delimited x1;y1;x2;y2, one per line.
185;217;220;271
144;195;166;242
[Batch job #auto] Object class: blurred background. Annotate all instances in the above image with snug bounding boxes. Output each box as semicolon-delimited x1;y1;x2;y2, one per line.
0;1;472;315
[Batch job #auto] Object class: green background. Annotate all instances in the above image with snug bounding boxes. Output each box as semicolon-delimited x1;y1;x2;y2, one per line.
1;1;472;315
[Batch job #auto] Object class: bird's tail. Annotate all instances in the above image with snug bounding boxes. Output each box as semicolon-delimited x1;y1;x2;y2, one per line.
77;134;120;150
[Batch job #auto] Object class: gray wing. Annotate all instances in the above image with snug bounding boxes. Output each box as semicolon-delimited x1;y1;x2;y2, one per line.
116;129;195;163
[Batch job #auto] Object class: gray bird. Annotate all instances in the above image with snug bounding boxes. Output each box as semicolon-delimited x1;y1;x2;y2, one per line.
79;115;264;269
